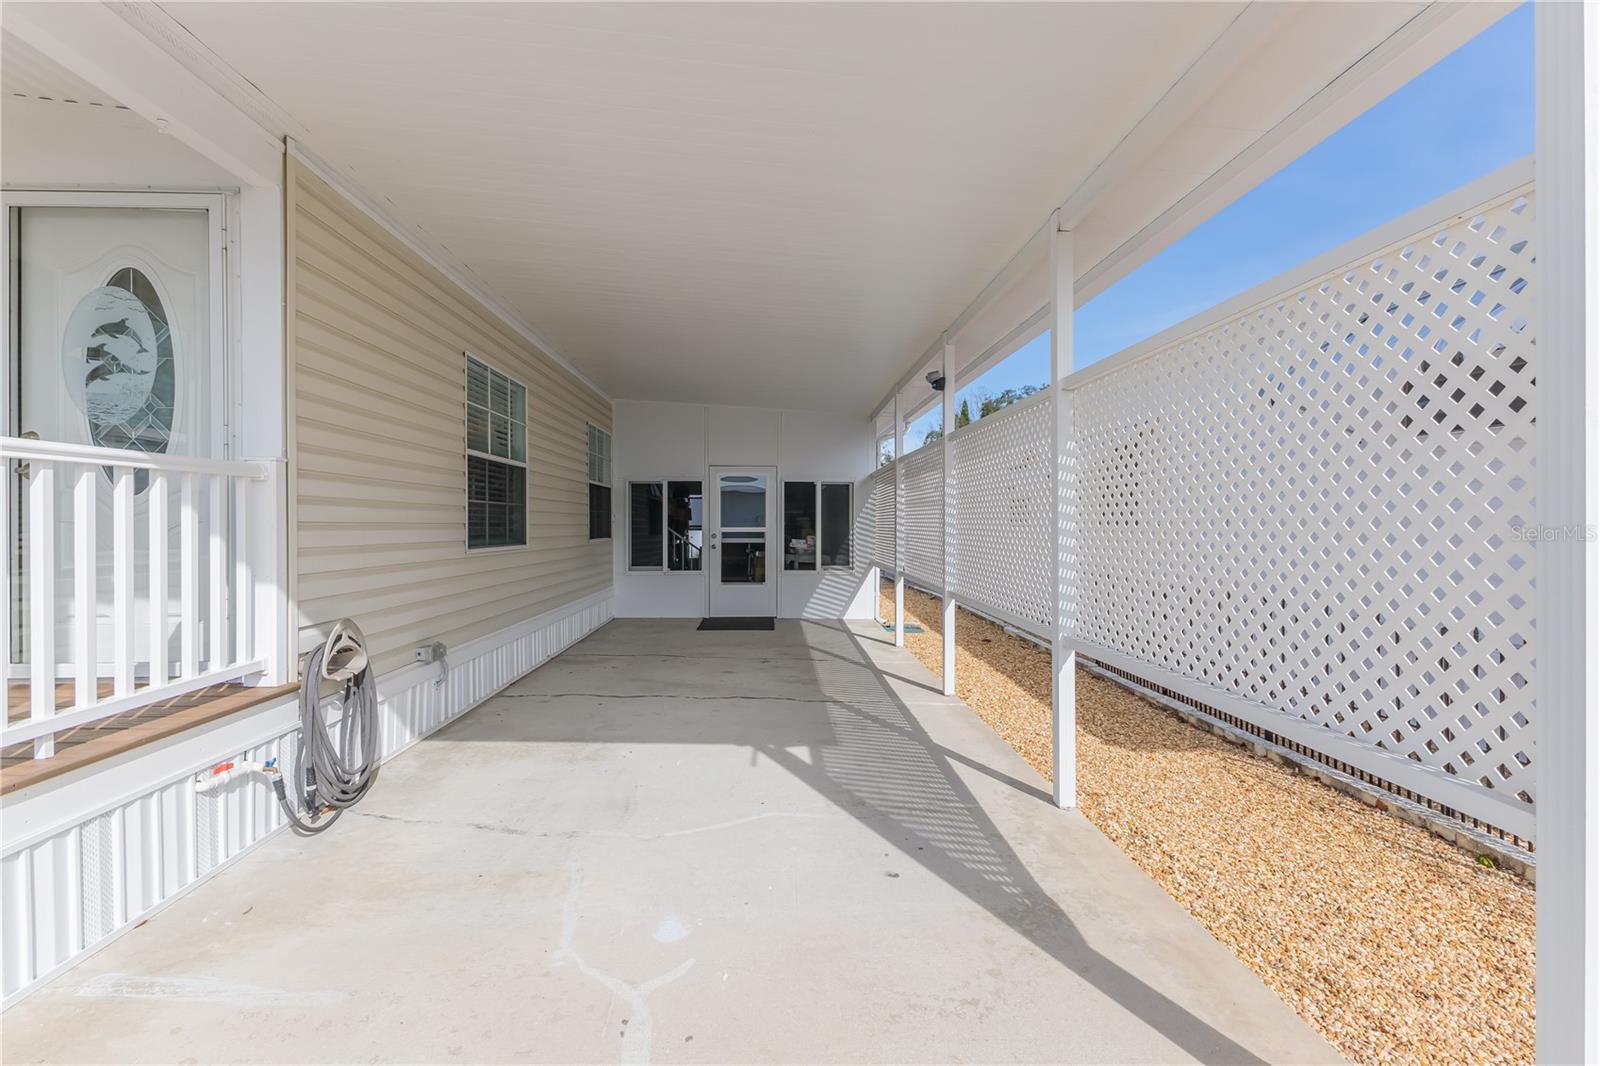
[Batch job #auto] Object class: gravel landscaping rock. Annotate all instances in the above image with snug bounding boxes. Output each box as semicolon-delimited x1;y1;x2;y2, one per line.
880;583;1535;1066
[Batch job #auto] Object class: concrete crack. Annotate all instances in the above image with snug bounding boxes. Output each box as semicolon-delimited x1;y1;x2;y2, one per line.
349;809;822;842
501;691;842;705
554;866;694;1066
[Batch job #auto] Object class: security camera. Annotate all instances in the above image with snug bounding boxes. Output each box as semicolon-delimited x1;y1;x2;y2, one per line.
925;370;946;391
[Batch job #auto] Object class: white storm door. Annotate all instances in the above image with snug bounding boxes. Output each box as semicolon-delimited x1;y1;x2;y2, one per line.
707;467;777;617
9;200;222;677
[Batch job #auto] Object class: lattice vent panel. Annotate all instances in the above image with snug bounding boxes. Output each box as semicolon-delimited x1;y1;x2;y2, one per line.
954;396;1053;633
870;466;895;567
900;446;944;588
1074;190;1538;805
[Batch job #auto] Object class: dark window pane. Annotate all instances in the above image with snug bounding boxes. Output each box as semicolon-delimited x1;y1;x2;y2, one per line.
630;482;664;568
589;484;612;540
667;481;703;571
467;455;526;548
507;472;527;543
783;481;816;571
821;483;851;567
721;534;765;584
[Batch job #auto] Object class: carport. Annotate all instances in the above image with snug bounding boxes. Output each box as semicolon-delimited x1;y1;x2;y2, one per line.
1;2;1594;1061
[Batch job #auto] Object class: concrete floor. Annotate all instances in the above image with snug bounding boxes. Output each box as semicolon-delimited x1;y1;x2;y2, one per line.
1;620;1337;1065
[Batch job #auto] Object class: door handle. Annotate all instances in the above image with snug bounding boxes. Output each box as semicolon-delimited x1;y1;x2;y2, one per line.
14;430;39;479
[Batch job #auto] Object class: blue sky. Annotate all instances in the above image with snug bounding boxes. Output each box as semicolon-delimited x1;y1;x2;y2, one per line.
921;3;1533;440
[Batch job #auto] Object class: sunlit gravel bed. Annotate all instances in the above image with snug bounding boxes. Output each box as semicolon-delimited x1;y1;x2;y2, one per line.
880;583;1535;1066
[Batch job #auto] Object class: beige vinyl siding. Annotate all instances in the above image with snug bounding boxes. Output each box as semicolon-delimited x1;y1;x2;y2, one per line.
288;157;611;675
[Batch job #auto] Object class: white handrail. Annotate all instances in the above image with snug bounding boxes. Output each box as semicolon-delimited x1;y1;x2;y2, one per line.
0;661;268;748
4;441;273;759
0;437;269;479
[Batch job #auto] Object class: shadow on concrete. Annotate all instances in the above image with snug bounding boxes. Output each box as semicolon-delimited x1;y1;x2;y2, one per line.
476;618;1267;1063
758;623;1266;1065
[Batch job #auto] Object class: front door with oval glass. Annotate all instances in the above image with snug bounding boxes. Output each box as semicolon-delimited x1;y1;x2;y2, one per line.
706;467;778;617
9;203;220;678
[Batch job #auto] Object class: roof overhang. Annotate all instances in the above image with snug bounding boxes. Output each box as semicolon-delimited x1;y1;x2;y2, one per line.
3;2;1514;417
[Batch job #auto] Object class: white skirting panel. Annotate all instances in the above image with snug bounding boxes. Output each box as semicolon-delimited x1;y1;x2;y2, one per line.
0;590;612;1008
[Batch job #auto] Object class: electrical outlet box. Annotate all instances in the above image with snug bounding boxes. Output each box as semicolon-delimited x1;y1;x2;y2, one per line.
414;641;447;665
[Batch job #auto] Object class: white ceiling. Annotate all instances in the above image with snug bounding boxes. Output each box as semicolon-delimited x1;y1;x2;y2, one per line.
2;31;238;188
3;30;123;108
154;2;1437;412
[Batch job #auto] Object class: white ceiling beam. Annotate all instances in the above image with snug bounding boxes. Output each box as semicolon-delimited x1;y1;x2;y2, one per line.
0;2;282;187
1055;2;1297;231
872;0;1513;420
870;2;1281;418
1074;1;1515;303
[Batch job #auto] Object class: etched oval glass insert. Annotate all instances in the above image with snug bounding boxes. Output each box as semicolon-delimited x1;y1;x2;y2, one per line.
61;267;175;486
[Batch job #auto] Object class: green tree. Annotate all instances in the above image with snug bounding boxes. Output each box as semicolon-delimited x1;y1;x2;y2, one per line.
978;383;1043;417
956;399;972;429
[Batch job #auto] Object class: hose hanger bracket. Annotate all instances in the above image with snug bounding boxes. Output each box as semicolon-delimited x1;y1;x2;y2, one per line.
274;617;381;834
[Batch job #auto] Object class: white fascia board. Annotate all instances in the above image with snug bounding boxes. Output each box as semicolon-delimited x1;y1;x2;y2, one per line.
1056;2;1299;230
872;1;1514;421
0;2;281;188
1074;1;1517;304
284;141;610;402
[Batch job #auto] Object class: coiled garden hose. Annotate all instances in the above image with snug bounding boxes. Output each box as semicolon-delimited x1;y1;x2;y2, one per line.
271;623;381;834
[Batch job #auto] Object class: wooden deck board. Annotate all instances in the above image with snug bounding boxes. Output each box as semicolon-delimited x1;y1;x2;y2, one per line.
1;681;301;796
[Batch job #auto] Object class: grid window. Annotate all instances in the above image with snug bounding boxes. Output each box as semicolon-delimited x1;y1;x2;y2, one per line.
782;481;851;570
588;425;612;540
465;354;527;549
587;424;612;485
629;480;703;571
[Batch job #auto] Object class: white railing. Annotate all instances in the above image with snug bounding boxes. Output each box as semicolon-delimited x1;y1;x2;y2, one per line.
0;437;277;759
872;161;1539;840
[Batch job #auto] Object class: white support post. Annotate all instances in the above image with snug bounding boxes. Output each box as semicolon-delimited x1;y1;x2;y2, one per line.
207;474;226;671
940;333;956;696
111;467;135;697
893;391;906;647
1535;3;1600;1062
28;463;57;759
179;473;199;679
72;465;98;709
147;472;169;687
0;458;10;704
1049;214;1077;809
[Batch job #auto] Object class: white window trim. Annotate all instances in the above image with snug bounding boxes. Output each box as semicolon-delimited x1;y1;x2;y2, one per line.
627;477;703;574
4;189;232;460
463;352;529;553
586;423;613;542
586;424;612;487
781;480;854;573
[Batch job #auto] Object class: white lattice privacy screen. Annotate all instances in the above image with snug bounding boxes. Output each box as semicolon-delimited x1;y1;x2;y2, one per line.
953;393;1054;633
870;465;894;568
901;446;945;588
1073;184;1537;826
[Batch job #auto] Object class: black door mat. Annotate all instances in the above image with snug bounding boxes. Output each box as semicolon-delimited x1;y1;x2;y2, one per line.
698;617;776;631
